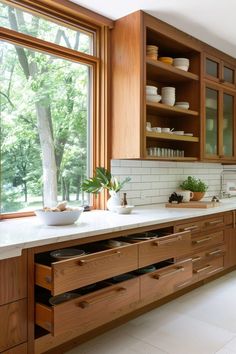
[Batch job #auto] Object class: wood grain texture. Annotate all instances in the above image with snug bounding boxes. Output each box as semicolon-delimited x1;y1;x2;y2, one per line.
2;342;27;354
0;299;27;352
0;252;27;305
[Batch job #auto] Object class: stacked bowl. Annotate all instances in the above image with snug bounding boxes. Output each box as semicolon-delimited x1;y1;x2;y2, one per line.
159;57;173;65
146;45;158;60
146;85;161;103
173;58;189;71
161;87;175;106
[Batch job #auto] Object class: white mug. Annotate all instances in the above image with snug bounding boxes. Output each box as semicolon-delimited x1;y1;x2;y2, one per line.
177;190;194;202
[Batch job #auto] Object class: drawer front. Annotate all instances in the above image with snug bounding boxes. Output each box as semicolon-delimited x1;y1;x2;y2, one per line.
191;231;224;251
192;244;226;264
2;343;27;354
193;256;224;280
140;260;192;301
202;216;224;232
36;244;138;295
175;221;202;235
36;278;139;336
139;231;191;267
224;211;233;226
0;299;27;352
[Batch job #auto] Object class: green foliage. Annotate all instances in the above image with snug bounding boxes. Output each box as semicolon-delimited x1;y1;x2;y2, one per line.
82;167;131;194
179;176;208;192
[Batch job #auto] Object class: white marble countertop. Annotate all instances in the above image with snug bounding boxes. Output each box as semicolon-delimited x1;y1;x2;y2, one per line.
1;199;236;260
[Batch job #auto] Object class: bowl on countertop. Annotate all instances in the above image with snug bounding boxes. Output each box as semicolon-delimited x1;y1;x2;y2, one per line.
35;207;83;226
114;205;134;214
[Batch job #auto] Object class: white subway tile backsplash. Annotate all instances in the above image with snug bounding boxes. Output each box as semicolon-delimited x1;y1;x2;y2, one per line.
111;160;223;206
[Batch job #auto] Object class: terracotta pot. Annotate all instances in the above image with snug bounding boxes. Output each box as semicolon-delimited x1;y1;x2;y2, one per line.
191;192;205;201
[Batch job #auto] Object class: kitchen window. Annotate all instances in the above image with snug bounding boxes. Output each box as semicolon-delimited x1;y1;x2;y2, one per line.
0;1;111;217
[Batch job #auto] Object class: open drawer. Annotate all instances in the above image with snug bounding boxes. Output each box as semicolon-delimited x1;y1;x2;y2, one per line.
35;278;139;336
140;259;192;301
35;244;138;295
138;230;191;268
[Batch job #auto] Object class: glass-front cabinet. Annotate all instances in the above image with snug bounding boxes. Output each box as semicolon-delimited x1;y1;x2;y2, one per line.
204;84;235;161
205;53;235;88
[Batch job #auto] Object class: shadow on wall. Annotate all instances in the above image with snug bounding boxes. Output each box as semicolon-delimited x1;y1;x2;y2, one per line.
144;9;236;58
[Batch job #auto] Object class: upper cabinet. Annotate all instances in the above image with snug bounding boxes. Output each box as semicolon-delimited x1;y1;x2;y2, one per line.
202;53;236;162
111;11;236;163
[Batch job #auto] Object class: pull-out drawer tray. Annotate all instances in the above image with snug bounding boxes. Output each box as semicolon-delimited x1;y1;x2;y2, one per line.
35;278;139;336
35;244;138;295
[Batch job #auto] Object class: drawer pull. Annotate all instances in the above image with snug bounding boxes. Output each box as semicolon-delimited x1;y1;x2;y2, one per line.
192;256;202;262
78;287;126;308
205;220;222;226
206;249;222;257
207;266;224;275
193;264;212;273
192;236;212;244
182;225;199;231
78;251;121;266
152;266;184;280
153;236;182;246
45;276;52;284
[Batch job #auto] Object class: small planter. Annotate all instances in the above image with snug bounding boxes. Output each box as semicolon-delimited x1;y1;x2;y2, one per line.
191;192;205;201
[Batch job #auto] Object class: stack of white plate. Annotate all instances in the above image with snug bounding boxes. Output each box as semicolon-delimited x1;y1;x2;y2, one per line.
173;58;189;71
161;87;175;106
146;85;161;103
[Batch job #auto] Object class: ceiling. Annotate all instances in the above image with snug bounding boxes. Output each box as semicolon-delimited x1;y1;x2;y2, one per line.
71;0;236;58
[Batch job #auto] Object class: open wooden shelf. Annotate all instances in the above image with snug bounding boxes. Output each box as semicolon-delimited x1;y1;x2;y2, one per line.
146;156;198;161
146;131;199;142
146;102;199;117
146;58;199;82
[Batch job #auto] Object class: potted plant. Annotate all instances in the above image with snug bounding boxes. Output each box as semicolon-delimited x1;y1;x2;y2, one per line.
179;176;208;201
82;167;131;211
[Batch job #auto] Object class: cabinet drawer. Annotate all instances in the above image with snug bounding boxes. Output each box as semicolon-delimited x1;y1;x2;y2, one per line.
193;256;224;280
35;244;138;295
139;231;191;267
0;299;27;352
202;216;224;231
192;244;226;264
140;260;192;301
2;343;27;354
175;221;202;235
191;230;224;251
35;278;139;336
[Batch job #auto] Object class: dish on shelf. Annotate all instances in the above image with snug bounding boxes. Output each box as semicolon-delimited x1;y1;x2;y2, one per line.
184;133;193;136
146;85;158;95
172;131;184;135
175;102;189;110
159;57;173;65
49;292;80;305
146;94;161;103
50;248;85;260
173;58;189;71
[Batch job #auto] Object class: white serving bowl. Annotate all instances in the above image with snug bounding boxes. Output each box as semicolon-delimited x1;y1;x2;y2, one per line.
146;85;158;95
161;127;171;133
35;208;83;226
173;58;189;71
173;130;184;135
161;97;175;106
175;101;189;109
114;205;134;214
146;94;161;103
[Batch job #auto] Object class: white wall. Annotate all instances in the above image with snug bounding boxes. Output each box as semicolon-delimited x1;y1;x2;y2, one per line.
111;160;236;206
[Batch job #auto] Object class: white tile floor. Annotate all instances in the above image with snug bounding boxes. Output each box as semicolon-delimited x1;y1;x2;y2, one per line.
66;271;236;354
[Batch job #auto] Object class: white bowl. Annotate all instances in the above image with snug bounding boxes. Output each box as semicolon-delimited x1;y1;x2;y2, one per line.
146;94;161;103
161;97;175;106
175;102;189;109
173;58;189;64
35;208;83;225
146;85;158;95
161;127;171;133
174;65;189;71
114;205;134;214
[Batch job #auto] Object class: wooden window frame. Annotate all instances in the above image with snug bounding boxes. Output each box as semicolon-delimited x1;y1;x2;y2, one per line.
0;0;113;218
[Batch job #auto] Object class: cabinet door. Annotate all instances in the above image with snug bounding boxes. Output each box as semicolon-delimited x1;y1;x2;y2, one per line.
205;87;219;157
223;63;235;87
222;92;234;158
205;56;220;82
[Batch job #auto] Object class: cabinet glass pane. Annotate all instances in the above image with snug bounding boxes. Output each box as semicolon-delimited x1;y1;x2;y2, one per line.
224;66;234;84
205;88;218;155
206;59;219;78
223;93;234;156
